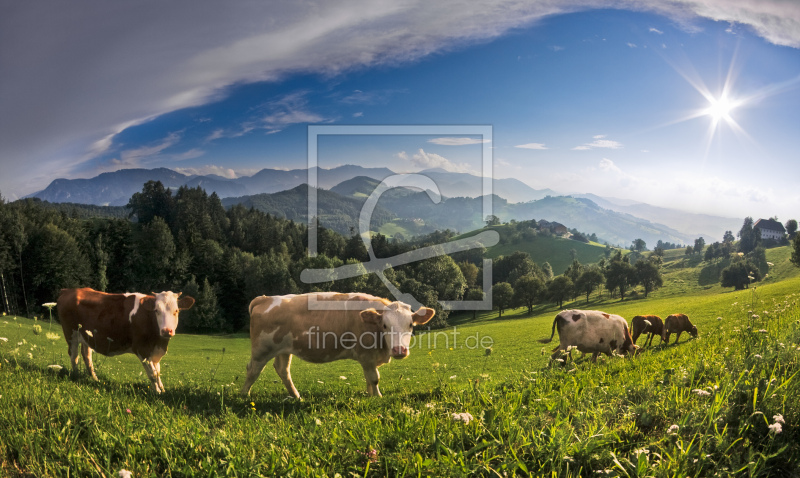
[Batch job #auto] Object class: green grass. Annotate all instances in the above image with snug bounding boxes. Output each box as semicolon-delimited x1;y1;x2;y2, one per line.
2;256;800;476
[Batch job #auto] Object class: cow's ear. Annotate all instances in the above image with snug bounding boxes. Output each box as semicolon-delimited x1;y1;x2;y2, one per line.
360;308;382;325
413;307;435;325
178;296;195;310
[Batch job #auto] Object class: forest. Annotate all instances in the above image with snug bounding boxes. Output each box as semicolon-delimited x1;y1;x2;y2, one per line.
0;181;473;331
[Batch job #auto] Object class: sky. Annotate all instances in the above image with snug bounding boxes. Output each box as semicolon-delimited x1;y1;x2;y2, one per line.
2;1;800;221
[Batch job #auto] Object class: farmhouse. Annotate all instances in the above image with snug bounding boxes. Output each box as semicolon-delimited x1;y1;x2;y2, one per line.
754;218;786;241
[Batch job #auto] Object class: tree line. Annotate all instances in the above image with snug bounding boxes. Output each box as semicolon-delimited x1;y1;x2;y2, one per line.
0;181;471;331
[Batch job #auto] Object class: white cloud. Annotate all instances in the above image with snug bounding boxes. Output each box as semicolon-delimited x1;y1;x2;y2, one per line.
428;137;490;146
261;92;327;129
573;136;623;150
627;42;638;48
549;45;565;51
353;111;364;117
515;143;548;150
649;27;664;34
598;158;622;174
399;148;477;174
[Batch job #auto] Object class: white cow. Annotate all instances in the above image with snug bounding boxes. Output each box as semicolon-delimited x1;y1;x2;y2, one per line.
539;309;639;362
241;292;435;398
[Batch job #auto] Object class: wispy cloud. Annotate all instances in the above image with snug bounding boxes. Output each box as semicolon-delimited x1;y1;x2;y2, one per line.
428;137;490;146
515;143;548;150
260;92;327;133
649;27;663;34
353;111;364;118
573;136;623;150
627;42;637;48
549;45;565;52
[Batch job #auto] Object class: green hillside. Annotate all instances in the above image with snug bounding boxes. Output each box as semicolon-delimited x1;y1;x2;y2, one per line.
454;223;611;274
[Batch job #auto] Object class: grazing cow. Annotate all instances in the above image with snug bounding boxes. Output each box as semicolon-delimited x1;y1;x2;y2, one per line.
631;315;664;347
56;288;195;393
538;309;639;362
662;314;698;344
241;292;435;398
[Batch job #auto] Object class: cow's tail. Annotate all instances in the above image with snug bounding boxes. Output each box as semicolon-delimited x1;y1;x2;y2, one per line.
538;315;560;344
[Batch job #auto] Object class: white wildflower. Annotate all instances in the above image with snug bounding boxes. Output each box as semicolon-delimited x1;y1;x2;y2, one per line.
314;418;322;426
27;352;33;360
768;422;782;434
46;332;60;341
85;330;94;338
717;317;723;321
752;315;760;319
43;302;57;308
773;414;785;424
451;412;474;424
425;403;436;409
668;424;680;434
449;375;457;380
0;337;7;343
48;365;63;372
118;470;133;478
338;376;347;380
754;354;763;359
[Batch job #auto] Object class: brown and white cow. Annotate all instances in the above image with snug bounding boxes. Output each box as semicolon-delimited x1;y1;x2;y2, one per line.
631;315;664;347
241;292;435;398
662;313;698;344
56;287;195;393
538;309;639;363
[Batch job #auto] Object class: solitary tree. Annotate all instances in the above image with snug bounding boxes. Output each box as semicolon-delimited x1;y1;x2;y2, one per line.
513;274;545;314
491;282;514;318
786;219;798;239
721;260;761;290
575;267;605;303
548;276;574;309
792;234;800;268
738;217;761;254
485;215;501;226
635;260;663;298
693;237;706;255
605;257;636;300
631;238;647;252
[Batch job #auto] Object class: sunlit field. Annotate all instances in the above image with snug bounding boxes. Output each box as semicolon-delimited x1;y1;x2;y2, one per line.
2;262;799;476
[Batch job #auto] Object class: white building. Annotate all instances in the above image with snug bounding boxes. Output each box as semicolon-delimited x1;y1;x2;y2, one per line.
754;219;786;241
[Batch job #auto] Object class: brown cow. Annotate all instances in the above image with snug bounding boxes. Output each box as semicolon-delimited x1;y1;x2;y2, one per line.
56;288;194;392
662;313;698;344
241;292;435;398
631;315;664;347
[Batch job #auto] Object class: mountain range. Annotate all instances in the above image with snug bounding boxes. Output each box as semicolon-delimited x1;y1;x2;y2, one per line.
28;165;742;246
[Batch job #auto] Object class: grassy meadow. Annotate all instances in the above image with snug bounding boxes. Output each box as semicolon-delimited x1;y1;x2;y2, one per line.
1;247;800;477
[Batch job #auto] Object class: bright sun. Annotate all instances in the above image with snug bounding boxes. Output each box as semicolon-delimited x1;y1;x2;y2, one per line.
705;95;737;121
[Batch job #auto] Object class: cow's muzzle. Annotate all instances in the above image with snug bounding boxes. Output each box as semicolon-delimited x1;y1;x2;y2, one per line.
391;346;409;359
160;327;175;338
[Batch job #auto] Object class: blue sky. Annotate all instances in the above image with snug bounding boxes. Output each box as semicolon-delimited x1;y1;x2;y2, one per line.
2;1;799;221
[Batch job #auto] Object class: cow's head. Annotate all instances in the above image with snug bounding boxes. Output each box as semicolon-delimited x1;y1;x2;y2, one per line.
689;325;699;337
360;302;435;359
146;291;195;338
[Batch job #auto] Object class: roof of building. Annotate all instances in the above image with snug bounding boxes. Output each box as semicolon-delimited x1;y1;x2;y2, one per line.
754;218;786;233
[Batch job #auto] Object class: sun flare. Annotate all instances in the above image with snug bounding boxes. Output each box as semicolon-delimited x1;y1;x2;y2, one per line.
704;95;739;121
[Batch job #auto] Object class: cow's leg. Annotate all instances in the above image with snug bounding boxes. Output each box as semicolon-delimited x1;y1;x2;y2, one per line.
361;364;381;397
138;357;162;393
67;330;81;377
273;354;300;399
662;332;670;345
674;332;682;344
80;344;99;381
632;331;640;345
153;360;165;393
590;352;600;363
241;350;280;397
645;333;654;348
